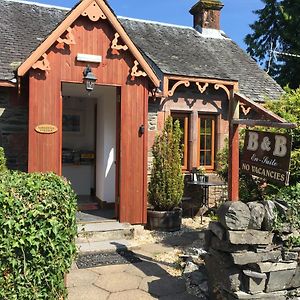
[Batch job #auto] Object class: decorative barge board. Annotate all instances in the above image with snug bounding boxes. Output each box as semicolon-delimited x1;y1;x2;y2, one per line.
18;0;160;224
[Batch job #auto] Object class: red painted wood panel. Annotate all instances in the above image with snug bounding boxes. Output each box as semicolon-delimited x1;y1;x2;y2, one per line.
28;16;149;224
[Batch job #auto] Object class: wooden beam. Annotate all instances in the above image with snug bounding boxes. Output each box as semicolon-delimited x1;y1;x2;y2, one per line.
228;89;239;202
232;119;297;129
166;75;238;89
235;92;287;123
0;81;16;88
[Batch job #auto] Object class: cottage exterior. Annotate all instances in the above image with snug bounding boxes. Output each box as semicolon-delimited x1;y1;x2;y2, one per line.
0;0;283;224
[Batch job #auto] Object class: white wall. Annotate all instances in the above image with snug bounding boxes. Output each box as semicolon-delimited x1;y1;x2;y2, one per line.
96;88;116;203
61;83;117;202
62;97;96;150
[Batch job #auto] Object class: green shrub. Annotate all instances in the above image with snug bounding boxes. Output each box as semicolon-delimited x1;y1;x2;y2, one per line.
272;183;300;231
265;87;300;184
0;147;7;173
148;116;184;211
0;171;77;299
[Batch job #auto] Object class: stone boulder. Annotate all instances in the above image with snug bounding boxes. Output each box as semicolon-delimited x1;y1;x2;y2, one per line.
247;202;265;230
261;200;276;231
217;201;251;231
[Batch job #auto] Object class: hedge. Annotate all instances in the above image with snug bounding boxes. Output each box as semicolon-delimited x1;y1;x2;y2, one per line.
0;169;77;299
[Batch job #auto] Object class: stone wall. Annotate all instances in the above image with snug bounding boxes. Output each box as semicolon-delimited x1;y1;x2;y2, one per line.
0;88;28;171
147;98;160;175
205;201;300;299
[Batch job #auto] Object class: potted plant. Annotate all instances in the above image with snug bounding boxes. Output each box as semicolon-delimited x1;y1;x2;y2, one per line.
147;116;184;231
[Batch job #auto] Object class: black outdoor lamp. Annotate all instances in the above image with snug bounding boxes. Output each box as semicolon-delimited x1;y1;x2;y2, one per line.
83;65;97;92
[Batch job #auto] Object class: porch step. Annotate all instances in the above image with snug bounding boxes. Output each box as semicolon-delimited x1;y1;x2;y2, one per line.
77;195;101;211
76;239;137;253
78;203;100;211
76;221;134;243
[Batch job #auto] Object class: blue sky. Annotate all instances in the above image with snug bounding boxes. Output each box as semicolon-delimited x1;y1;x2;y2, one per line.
32;0;264;50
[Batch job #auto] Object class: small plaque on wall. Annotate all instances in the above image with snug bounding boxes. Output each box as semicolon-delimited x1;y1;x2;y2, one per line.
35;124;58;134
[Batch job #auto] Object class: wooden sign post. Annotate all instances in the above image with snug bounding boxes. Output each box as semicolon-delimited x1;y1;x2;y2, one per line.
228;90;240;202
228;92;296;202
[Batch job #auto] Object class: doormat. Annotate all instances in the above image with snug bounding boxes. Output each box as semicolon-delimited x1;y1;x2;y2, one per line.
76;250;143;269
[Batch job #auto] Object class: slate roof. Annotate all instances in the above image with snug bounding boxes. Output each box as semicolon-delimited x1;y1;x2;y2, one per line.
119;18;283;102
0;0;283;102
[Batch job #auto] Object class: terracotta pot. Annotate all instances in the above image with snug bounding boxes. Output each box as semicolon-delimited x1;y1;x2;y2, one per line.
147;208;182;232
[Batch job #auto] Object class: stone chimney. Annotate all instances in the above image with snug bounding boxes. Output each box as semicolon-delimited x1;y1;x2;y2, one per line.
190;0;224;31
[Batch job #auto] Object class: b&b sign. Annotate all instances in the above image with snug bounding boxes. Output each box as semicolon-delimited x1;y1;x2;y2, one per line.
241;130;292;186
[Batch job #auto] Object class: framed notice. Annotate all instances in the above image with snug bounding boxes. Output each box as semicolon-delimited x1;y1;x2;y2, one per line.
241;130;292;186
63;111;84;134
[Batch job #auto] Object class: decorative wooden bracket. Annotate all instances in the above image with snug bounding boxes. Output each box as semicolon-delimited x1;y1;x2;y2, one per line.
168;81;190;97
111;33;128;55
196;82;209;94
81;1;107;21
240;103;251;116
214;84;230;100
32;54;50;72
57;27;76;47
131;60;147;80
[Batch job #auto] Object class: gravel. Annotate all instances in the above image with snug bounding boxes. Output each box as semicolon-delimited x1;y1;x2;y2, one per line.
77;250;142;269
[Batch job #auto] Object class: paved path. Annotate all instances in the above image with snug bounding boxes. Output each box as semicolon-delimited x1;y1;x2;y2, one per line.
66;243;200;300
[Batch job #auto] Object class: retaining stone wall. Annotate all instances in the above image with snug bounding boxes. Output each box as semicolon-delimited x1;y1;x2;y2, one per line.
204;201;300;299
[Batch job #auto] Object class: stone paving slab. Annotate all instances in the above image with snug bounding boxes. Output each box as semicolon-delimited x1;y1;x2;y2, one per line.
66;269;99;288
90;264;129;275
68;285;109;300
94;272;142;293
67;239;198;300
76;239;135;253
139;275;186;297
108;289;156;300
125;261;170;278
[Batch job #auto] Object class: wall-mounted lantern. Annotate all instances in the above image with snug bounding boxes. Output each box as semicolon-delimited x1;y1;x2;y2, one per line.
83;65;97;92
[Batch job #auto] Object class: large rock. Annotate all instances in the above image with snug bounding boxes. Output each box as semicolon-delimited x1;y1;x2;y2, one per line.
291;266;300;288
218;201;251;231
205;251;241;293
247;202;265;230
226;230;274;245
261;200;276;231
208;221;226;240
265;269;296;292
210;236;249;253
243;270;267;295
230;251;281;265
249;261;297;273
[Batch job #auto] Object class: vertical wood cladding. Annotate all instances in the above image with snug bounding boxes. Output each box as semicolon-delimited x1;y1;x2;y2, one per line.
28;16;148;224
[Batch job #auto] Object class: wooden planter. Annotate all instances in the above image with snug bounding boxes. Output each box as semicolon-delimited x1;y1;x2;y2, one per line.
147;208;182;232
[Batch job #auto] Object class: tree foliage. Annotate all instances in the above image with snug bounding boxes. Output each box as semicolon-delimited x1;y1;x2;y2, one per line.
245;0;300;88
265;86;300;184
148;116;184;211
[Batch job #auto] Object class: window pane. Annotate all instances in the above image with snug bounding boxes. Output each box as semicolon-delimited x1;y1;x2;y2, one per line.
206;135;212;150
172;114;189;169
200;151;205;165
200;119;206;134
206;151;212;165
198;115;215;168
200;135;205;150
206;119;212;134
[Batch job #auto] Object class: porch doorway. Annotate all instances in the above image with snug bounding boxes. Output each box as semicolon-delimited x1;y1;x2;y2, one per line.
61;83;119;221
